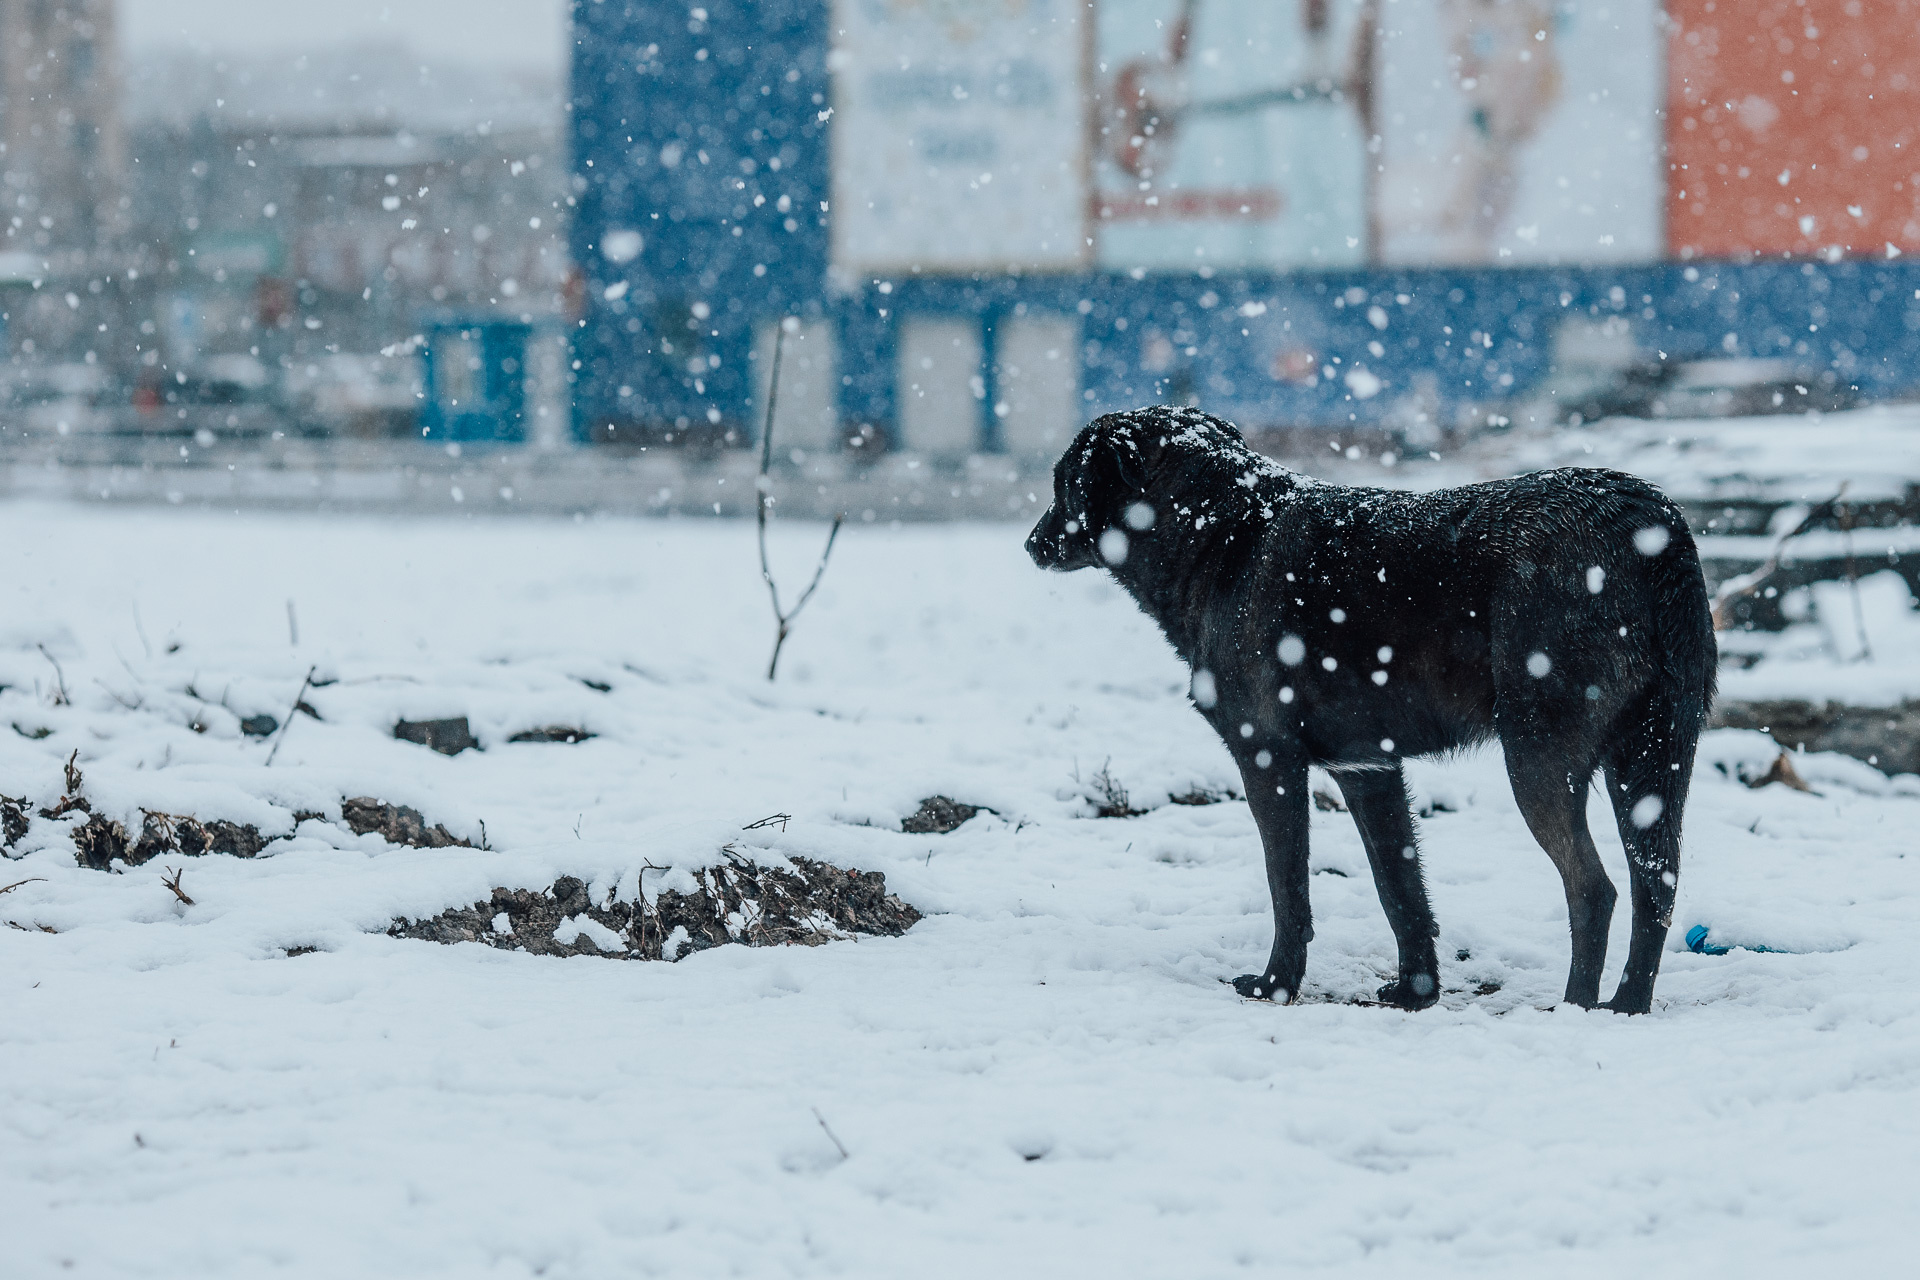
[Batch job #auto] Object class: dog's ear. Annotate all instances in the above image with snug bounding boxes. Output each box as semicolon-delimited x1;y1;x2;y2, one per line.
1087;421;1149;500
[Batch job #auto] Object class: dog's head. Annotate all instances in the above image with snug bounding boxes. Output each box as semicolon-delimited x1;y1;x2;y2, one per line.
1025;406;1244;572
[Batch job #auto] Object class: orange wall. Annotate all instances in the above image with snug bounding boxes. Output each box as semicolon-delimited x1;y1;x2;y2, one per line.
1667;0;1920;259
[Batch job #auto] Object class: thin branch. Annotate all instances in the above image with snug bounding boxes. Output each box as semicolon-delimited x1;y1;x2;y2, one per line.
159;865;195;906
742;813;793;832
811;1106;850;1161
756;318;846;680
785;516;845;624
757;322;788;615
264;666;317;766
0;877;46;896
36;645;68;706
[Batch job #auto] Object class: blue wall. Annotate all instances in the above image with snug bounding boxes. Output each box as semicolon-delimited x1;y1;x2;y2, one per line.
571;1;1920;447
570;0;830;442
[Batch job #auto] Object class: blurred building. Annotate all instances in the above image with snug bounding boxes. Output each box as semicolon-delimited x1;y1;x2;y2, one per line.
571;0;1920;455
0;0;126;257
0;0;128;371
103;45;574;437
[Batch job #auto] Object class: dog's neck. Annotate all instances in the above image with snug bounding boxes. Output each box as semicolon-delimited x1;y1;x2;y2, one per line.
1108;455;1307;663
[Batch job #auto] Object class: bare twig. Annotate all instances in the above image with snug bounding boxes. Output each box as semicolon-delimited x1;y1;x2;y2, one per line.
757;319;846;681
286;599;300;648
264;665;317;766
94;678;144;711
132;603;153;661
159;865;195;906
1710;484;1848;630
811;1106;850;1161
63;749;82;797
0;877;46;896
742;812;792;832
634;860;668;951
37;645;68;706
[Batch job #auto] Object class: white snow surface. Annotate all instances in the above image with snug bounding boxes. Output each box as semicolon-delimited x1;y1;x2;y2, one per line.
1433;402;1920;501
3;503;1918;1276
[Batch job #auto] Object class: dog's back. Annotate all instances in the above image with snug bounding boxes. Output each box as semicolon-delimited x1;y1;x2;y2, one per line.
1173;464;1713;773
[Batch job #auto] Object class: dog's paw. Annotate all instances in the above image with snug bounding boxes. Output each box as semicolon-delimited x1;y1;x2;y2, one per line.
1375;973;1440;1011
1230;973;1294;1002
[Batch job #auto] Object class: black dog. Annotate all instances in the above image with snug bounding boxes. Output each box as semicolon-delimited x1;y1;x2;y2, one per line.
1027;406;1714;1014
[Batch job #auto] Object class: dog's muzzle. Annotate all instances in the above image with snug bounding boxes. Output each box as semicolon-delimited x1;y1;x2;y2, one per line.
1025;512;1070;569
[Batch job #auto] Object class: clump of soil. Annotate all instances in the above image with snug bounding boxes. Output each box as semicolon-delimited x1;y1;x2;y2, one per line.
73;811;270;871
390;853;920;961
394;717;477;755
902;796;984;834
37;753;270;870
341;797;472;849
1169;785;1237;807
507;726;596;744
1;795;28;850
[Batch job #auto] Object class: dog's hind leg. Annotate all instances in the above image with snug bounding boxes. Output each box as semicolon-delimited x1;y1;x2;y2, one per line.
1334;766;1439;1010
1600;697;1700;1014
1503;740;1616;1008
1230;752;1312;1003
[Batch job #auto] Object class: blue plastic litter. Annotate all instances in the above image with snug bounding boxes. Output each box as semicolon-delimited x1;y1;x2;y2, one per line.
1685;925;1787;956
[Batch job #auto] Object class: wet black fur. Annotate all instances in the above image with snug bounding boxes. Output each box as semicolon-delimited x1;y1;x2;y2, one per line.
1027;406;1715;1013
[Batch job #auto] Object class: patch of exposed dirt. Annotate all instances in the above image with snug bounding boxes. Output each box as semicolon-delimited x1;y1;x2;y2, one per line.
39;754;272;870
507;726;596;744
340;797;472;849
1169;785;1237;807
902;796;984;834
389;853;920;961
1714;699;1920;775
72;810;270;870
394;717;477;755
1;795;28;851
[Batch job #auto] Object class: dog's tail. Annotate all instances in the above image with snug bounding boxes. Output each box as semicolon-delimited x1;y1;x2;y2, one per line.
1646;503;1717;736
1599;496;1715;1008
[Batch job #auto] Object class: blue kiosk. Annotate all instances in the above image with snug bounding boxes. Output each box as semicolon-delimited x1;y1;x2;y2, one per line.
419;313;534;444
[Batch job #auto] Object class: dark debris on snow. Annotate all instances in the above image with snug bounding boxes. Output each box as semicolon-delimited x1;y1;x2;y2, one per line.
390;855;920;961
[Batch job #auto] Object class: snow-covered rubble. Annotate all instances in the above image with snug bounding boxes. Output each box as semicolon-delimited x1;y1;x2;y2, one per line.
3;502;1918;1276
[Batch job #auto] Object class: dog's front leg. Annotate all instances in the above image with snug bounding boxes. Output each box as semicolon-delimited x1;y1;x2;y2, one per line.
1230;750;1312;1002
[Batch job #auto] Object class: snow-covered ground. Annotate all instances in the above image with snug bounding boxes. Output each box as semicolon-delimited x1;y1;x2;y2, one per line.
4;502;1918;1277
1438;401;1920;501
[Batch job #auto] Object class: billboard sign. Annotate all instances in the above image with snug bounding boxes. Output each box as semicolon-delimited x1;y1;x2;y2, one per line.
830;0;1090;278
1092;0;1370;270
1375;0;1663;265
830;0;1667;277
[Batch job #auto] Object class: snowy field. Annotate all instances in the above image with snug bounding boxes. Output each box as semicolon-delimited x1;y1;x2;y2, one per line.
4;501;1918;1277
